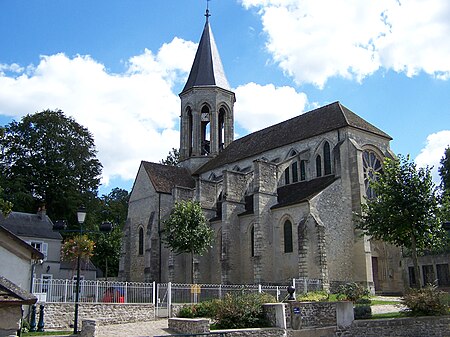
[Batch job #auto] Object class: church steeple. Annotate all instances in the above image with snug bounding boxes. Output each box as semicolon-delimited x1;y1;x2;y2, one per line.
179;9;235;170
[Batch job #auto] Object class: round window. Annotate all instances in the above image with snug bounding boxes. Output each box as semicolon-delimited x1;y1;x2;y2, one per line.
363;150;382;199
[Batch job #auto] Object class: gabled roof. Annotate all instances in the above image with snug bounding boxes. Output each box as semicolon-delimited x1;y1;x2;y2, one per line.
272;175;338;210
0;211;62;240
181;19;230;93
142;161;196;194
0;225;44;260
0;276;37;305
196;102;391;174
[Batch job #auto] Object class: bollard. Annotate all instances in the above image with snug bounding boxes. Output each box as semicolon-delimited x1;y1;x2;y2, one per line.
37;304;45;332
29;304;37;332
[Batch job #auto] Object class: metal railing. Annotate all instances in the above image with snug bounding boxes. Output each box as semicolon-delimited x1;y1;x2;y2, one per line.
292;277;323;293
32;278;155;304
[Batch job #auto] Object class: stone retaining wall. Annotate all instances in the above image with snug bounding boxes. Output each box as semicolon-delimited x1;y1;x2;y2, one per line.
168;318;210;334
337;315;450;337
40;303;155;329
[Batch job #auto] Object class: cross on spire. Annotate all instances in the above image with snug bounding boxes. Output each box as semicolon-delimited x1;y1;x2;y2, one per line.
205;0;211;22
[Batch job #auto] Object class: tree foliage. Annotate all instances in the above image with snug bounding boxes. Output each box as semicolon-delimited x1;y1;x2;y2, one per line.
0;186;12;217
89;188;129;277
0;110;102;222
160;148;180;166
356;155;446;287
440;146;450;196
163;200;214;282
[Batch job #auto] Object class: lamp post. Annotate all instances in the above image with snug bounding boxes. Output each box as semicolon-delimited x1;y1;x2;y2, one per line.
73;206;86;335
53;206;112;335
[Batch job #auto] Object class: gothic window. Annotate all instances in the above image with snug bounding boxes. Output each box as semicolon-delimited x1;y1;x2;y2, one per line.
316;155;322;177
219;108;226;150
138;227;144;256
300;160;306;181
284;167;290;185
363;150;383;199
283;220;293;253
187;107;193;156
324;141;331;175
201;105;210;155
292;161;299;183
250;225;255;257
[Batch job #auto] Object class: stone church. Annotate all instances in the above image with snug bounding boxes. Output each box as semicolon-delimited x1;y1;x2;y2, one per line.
119;12;403;293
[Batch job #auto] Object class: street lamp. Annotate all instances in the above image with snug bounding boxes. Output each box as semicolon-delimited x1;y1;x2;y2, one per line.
73;206;86;335
53;206;112;334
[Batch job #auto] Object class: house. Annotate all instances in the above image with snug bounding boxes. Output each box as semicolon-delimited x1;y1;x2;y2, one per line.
0;208;97;288
119;11;404;294
0;225;44;291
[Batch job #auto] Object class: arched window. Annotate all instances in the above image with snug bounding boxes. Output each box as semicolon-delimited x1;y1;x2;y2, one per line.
324;141;331;175
292;161;299;183
316;155;322;177
251;225;255;257
219;107;226;150
363;150;383;199
284;220;293;253
187;107;193;156
300;160;306;181
138;227;144;256
201;105;210;155
284;167;290;185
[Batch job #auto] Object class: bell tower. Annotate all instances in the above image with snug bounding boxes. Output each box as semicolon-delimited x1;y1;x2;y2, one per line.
179;8;235;172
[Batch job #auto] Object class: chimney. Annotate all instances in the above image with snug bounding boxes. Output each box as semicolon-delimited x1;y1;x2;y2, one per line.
37;205;46;220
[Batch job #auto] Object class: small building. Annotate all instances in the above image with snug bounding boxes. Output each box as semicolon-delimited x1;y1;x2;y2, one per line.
0;276;38;337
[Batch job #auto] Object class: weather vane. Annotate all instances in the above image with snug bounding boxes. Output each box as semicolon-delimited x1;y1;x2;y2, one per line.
205;0;211;22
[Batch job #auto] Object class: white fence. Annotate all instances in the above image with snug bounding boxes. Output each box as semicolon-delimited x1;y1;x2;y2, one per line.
32;278;322;305
32;279;155;304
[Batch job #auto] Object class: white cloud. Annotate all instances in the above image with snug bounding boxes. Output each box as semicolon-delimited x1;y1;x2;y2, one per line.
415;130;450;186
0;38;197;186
234;82;308;132
242;0;450;87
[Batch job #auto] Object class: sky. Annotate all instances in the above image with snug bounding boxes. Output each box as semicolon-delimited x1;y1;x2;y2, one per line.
1;0;450;196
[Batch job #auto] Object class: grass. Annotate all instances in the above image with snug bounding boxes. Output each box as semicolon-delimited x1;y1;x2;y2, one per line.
22;331;72;336
369;299;401;305
371;312;407;319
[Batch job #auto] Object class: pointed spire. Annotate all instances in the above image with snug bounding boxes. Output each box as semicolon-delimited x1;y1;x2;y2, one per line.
181;6;230;94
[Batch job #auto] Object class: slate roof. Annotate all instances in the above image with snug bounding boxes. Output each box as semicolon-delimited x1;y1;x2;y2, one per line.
196;101;391;174
271;175;338;210
142;161;196;194
0;276;37;305
0;211;62;240
0;225;44;260
181;19;231;93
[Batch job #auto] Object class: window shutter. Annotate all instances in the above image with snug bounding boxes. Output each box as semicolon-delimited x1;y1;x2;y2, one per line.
42;243;48;260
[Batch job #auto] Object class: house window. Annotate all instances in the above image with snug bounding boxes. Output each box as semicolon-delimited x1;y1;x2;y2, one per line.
284;167;290;185
283;220;293;253
316;155;322;177
436;264;450;286
28;240;48;261
41;274;53;293
292;161;299;183
324;141;331;175
138;227;144;256
300;160;306;181
251;226;255;257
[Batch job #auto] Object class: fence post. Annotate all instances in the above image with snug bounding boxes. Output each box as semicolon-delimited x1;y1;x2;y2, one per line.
219;284;222;299
276;286;279;302
258;284;262;293
124;282;128;304
168;282;172;318
95;281;99;303
304;278;307;293
152;281;156;305
64;279;68;302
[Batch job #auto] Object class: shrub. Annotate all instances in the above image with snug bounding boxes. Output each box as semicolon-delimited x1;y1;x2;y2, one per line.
214;292;276;329
402;285;449;316
354;305;372;319
177;299;221;318
177;305;196;318
296;291;329;302
337;282;369;302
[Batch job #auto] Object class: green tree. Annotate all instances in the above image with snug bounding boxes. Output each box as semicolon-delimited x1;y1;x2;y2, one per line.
162;200;214;283
439;146;450;196
0;110;102;222
356;155;446;288
160;148;180;166
89;188;129;278
0;186;12;216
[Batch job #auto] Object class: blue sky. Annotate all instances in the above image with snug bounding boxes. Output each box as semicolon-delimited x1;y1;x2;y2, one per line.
1;0;449;196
